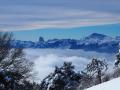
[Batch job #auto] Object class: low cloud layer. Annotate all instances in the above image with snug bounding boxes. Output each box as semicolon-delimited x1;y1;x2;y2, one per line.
24;49;114;83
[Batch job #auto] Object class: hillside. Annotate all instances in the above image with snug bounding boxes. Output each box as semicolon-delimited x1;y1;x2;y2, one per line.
86;77;120;90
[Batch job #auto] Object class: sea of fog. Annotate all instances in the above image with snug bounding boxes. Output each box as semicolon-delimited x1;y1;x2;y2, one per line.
24;49;116;83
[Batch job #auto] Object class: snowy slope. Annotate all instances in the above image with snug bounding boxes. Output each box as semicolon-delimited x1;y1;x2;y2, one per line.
86;77;120;90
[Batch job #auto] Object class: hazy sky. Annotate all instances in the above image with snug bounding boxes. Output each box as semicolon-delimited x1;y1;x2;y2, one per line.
0;0;120;31
11;24;120;41
0;0;120;40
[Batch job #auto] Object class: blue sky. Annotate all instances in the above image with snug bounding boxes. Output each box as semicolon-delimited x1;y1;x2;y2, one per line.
11;23;120;41
0;0;120;41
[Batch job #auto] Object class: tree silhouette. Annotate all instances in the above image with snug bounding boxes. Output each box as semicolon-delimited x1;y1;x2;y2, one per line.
85;58;108;84
0;33;33;90
115;53;120;67
40;62;81;90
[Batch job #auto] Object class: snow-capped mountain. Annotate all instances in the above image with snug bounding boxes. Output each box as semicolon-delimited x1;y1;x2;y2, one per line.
10;33;120;53
83;33;113;44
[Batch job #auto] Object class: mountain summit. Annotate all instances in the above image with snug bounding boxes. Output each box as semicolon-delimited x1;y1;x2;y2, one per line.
90;33;106;38
85;33;110;40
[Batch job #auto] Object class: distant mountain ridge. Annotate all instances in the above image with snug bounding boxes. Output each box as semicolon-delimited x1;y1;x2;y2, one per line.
10;33;120;53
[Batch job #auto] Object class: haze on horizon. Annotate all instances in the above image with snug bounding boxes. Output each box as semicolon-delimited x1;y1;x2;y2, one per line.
0;0;120;41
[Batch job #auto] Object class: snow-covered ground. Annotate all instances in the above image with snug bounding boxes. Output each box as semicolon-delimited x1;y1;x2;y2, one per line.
24;49;115;83
86;77;120;90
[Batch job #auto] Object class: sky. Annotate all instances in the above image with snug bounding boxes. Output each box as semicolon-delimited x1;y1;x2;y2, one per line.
12;24;120;41
0;0;120;41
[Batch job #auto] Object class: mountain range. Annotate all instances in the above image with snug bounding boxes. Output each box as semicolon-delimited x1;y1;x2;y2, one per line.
10;33;120;53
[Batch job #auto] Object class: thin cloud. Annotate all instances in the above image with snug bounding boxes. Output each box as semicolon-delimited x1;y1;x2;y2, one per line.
0;0;120;31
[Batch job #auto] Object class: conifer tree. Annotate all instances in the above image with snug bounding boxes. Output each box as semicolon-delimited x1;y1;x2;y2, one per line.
0;33;33;90
40;62;81;90
85;58;108;84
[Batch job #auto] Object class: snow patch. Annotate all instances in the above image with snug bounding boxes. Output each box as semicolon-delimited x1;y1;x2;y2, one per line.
86;77;120;90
